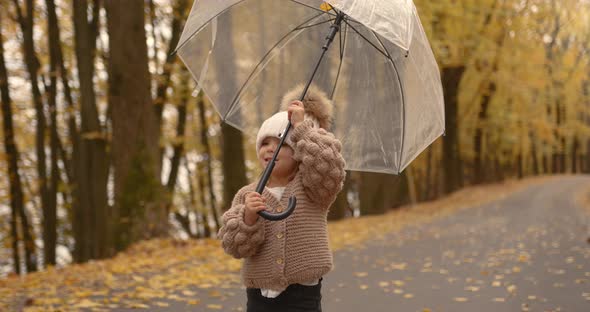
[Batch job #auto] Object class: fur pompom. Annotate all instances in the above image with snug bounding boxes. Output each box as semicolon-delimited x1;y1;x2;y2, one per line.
281;84;333;130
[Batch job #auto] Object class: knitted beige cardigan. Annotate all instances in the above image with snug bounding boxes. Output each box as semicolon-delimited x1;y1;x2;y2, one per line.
218;119;346;290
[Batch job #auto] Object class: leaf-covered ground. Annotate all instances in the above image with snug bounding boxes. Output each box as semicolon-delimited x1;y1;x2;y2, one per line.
1;175;575;311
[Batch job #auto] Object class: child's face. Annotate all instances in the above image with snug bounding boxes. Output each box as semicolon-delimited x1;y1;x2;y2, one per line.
258;137;297;179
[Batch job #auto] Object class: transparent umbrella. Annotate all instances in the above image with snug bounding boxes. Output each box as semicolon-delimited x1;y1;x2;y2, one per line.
175;0;445;220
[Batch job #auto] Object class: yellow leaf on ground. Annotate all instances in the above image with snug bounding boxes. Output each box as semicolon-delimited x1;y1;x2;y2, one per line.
454;297;468;302
209;290;222;297
507;285;517;294
207;304;223;309
182;290;196;296
73;299;101;308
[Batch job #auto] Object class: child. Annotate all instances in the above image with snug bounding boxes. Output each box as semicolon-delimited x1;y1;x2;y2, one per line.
218;85;346;312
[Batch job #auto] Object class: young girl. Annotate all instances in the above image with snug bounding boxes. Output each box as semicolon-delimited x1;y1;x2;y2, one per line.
218;85;346;312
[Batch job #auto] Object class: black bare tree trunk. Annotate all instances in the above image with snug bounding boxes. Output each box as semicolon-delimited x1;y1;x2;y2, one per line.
72;0;110;261
197;92;221;232
12;0;40;272
0;14;24;274
442;66;465;194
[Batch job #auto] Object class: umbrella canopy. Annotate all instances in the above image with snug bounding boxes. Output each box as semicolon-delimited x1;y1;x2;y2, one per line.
176;0;444;174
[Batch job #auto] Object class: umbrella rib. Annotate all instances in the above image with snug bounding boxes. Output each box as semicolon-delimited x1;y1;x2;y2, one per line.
330;20;348;99
173;0;248;55
295;18;335;30
371;30;406;173
289;0;337;16
339;17;345;58
174;0;334;55
222;12;326;121
342;19;389;59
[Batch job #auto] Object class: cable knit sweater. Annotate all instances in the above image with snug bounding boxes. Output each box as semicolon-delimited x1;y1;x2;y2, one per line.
218;119;346;290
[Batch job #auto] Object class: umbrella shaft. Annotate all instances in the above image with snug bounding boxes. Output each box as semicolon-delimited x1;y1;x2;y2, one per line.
303;12;345;100
323;12;345;50
255;11;346;195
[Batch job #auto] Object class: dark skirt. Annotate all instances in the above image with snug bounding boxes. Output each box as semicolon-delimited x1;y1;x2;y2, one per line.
246;279;323;312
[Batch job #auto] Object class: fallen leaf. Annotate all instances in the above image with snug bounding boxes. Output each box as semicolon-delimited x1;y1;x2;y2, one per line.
128;303;150;309
392;280;405;287
390;262;407;270
518;254;529;262
454;297;468;302
73;299;101;308
507;285;517;294
182;290;196;296
209;290;222;297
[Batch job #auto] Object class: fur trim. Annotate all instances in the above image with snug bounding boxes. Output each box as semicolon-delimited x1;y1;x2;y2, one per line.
281;84;333;129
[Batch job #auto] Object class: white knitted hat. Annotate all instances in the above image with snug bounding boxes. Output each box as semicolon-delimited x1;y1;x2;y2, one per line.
255;85;333;154
255;112;320;153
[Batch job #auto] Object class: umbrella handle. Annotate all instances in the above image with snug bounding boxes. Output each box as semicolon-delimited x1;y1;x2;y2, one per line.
258;196;297;221
255;121;297;221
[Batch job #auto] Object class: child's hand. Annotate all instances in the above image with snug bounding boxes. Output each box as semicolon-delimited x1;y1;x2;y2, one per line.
287;100;305;127
244;192;267;226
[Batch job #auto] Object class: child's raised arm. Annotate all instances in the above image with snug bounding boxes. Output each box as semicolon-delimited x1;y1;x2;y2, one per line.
290;119;346;209
218;187;265;259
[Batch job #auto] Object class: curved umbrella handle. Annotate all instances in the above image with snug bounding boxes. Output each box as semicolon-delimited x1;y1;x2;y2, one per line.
258;196;297;221
255;121;297;221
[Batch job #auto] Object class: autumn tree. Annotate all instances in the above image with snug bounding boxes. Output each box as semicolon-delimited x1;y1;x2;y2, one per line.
104;0;167;251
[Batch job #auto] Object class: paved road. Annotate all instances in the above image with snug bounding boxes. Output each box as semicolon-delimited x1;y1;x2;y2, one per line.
115;176;590;312
322;176;590;312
